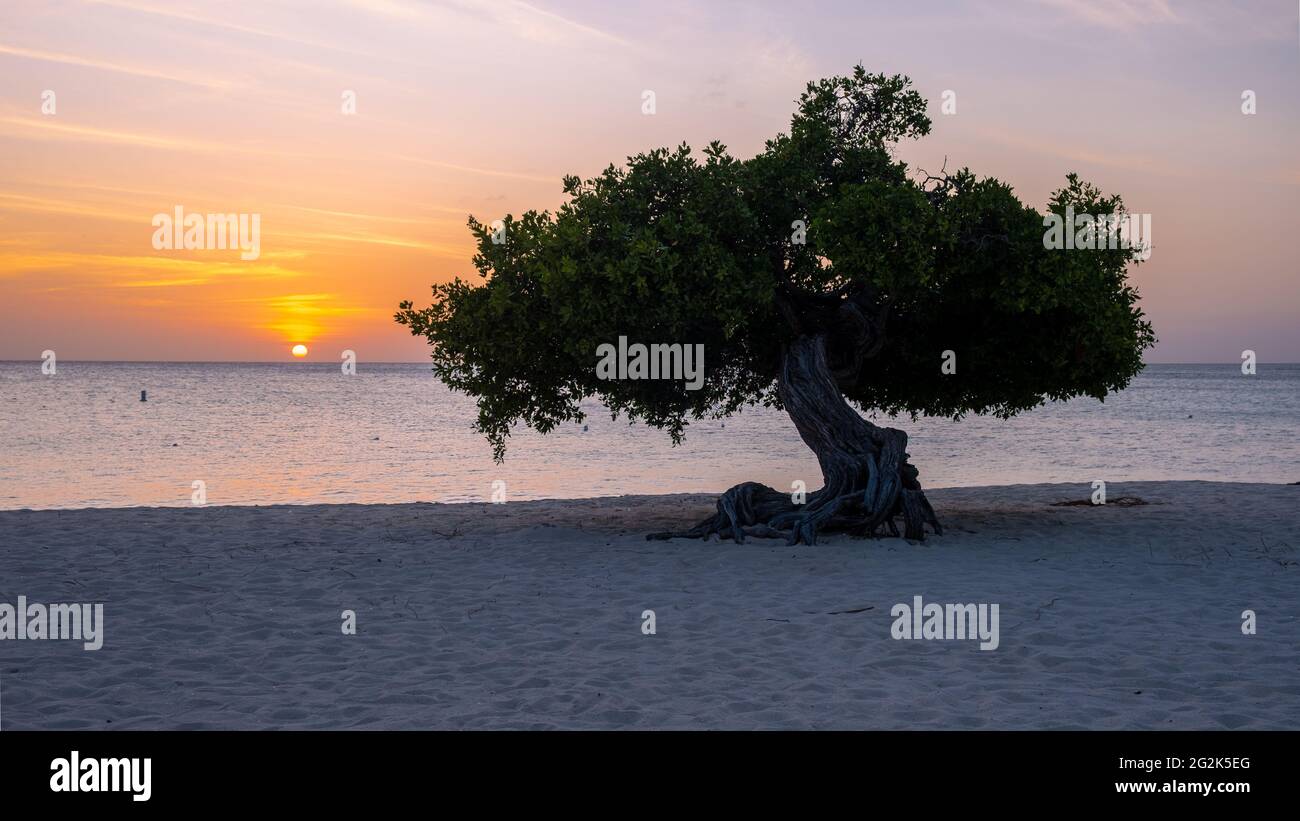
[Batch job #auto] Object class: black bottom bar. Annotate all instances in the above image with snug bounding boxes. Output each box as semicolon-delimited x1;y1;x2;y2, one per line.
0;730;1288;808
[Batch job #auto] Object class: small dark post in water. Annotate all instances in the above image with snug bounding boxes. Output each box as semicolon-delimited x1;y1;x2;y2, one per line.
140;390;147;402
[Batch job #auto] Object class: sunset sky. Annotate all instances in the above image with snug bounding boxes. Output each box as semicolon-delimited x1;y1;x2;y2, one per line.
1;0;1297;362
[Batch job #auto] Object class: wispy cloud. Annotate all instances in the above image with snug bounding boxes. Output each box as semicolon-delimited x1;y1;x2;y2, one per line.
0;251;306;283
272;228;466;255
85;0;406;64
489;0;634;47
230;291;381;341
390;153;556;184
0;114;268;154
0;190;142;223
345;0;637;48
0;42;240;90
272;203;466;225
1034;0;1178;30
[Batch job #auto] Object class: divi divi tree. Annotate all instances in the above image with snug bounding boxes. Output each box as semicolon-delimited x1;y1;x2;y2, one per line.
397;67;1155;544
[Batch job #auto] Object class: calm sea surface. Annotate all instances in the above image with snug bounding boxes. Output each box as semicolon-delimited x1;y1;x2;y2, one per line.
1;362;1296;509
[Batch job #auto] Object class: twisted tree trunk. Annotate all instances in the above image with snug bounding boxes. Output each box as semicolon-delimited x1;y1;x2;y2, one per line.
649;335;941;544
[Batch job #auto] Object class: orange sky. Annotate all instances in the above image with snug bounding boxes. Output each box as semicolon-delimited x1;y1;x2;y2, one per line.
1;0;1297;362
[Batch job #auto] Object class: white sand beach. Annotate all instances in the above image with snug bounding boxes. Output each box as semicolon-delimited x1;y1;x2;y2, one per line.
0;480;1296;730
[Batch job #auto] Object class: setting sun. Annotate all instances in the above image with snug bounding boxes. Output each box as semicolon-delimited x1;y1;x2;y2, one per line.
291;344;308;358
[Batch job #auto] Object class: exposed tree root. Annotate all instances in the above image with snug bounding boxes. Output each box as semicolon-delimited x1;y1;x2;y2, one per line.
649;335;942;545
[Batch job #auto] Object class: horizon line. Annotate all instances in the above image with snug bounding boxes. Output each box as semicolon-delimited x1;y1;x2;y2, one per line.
3;359;1297;366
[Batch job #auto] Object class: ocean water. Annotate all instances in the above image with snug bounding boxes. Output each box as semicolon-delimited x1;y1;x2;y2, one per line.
0;361;1296;509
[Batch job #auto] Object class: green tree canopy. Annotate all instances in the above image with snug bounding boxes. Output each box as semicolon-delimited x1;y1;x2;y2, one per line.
398;66;1155;543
